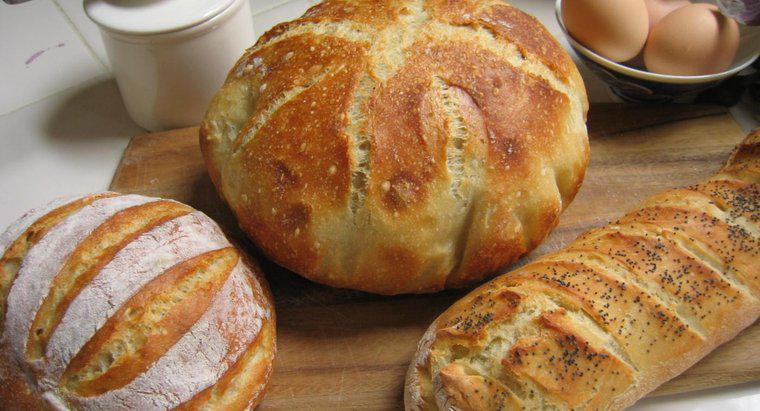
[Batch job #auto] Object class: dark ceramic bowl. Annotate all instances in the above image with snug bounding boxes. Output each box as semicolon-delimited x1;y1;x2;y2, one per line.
555;0;760;103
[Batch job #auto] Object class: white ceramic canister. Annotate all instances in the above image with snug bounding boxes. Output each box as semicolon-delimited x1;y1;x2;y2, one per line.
85;0;255;131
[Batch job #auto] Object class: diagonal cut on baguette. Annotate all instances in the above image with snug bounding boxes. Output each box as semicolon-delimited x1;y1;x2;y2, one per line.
405;129;759;410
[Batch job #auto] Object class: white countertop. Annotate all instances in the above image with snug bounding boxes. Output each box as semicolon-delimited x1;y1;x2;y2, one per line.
0;1;758;408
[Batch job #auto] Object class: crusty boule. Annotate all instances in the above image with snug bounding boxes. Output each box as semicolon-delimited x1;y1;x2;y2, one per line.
201;0;589;294
0;192;275;410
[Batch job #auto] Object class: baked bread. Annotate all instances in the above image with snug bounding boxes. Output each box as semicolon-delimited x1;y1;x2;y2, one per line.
200;0;589;294
405;129;760;410
0;193;275;410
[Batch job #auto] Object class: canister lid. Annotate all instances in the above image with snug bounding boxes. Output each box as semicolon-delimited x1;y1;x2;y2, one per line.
84;0;239;35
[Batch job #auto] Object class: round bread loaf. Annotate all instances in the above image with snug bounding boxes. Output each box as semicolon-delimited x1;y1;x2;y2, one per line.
0;193;275;410
201;0;589;294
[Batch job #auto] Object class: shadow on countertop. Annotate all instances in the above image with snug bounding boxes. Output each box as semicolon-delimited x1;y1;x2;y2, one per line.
44;77;143;142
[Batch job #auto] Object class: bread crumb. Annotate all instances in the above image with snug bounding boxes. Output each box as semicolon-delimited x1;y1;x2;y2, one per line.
381;181;391;192
328;165;337;175
260;83;267;92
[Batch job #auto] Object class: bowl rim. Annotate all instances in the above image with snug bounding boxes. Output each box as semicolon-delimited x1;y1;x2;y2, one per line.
554;0;759;85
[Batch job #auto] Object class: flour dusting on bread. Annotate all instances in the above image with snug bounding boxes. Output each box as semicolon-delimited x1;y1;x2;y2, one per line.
0;193;275;410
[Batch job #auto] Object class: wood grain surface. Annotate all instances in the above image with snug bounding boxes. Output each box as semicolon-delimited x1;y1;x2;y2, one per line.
111;103;759;409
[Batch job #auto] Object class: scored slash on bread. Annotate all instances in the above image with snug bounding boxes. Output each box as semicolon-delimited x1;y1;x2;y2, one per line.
0;193;275;410
405;130;759;410
200;0;589;294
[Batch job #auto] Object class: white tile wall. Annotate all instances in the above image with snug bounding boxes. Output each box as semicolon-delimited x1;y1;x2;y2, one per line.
0;0;611;117
0;77;142;229
251;0;318;34
243;0;608;101
0;0;105;115
55;0;109;68
250;0;294;15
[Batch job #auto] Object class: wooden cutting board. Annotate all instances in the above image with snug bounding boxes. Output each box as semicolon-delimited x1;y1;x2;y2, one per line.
111;103;760;409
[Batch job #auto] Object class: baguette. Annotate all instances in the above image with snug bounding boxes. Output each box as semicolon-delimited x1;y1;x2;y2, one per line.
405;130;759;410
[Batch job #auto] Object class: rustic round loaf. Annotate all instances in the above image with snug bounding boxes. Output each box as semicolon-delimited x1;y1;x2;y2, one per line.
0;193;275;410
201;0;589;294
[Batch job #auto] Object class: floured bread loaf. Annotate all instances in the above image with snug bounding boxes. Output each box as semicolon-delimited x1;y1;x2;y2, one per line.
405;130;760;410
0;193;275;410
201;0;589;294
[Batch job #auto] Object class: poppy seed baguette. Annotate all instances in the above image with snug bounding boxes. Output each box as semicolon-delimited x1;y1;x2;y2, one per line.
405;129;760;410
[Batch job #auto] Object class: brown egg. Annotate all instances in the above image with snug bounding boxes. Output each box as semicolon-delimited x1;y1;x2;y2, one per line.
643;0;690;30
644;3;740;76
624;0;689;67
562;0;650;62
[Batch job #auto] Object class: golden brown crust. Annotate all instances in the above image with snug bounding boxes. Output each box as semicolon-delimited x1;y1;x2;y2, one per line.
721;128;760;180
0;194;276;410
427;0;582;91
502;309;635;409
26;200;192;360
201;0;588;294
174;248;277;411
0;370;53;411
60;248;238;396
0;193;117;331
175;317;276;410
176;251;277;410
437;362;523;410
406;131;760;410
